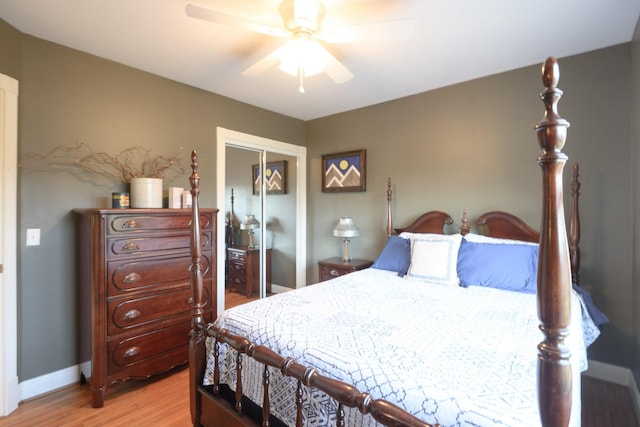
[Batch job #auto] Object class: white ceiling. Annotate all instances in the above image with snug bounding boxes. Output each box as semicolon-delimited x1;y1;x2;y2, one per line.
0;0;638;121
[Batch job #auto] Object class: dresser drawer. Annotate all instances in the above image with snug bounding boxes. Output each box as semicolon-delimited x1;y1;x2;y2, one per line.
108;286;210;335
108;321;193;371
108;213;212;234
108;254;211;295
108;232;211;259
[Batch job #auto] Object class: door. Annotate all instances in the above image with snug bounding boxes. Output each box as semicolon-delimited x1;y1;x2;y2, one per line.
216;128;306;315
0;73;19;416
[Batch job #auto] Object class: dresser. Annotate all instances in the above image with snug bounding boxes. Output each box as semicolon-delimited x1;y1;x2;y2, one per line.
227;246;272;297
318;257;373;282
74;208;216;408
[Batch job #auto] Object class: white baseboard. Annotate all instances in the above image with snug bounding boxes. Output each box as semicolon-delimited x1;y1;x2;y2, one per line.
583;359;640;422
271;283;294;294
19;364;82;402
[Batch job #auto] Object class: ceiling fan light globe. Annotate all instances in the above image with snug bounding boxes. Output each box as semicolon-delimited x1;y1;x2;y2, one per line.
277;37;328;77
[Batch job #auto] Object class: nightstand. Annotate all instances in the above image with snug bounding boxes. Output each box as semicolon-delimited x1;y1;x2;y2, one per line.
317;257;373;282
227;246;272;297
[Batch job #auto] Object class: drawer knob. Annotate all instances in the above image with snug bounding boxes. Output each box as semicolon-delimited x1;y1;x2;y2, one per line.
122;309;141;321
123;272;142;284
123;346;140;359
121;242;140;252
329;269;340;277
122;220;140;229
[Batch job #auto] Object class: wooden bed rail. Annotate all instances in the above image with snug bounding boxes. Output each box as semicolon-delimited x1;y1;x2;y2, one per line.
200;321;436;427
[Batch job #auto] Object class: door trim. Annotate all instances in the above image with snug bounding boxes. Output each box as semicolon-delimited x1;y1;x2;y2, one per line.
216;128;307;315
0;73;19;416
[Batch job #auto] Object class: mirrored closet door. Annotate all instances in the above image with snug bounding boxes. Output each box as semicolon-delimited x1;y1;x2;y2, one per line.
216;128;307;315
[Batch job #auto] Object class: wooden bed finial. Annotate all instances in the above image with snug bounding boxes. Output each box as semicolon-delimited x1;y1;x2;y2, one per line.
535;57;572;427
460;209;469;235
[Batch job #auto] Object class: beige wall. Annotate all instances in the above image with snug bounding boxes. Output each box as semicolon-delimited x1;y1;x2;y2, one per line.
306;45;634;368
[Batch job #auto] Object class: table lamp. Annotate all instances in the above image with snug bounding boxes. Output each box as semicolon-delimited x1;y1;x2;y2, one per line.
240;214;260;249
333;216;360;262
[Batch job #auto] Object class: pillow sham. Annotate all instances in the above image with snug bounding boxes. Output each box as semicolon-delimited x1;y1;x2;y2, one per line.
406;233;462;286
463;232;538;246
371;235;411;276
457;239;538;293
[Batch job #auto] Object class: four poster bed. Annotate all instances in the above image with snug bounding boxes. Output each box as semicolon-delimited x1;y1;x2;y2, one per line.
186;58;605;426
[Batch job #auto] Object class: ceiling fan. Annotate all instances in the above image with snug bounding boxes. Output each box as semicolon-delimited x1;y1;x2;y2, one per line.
185;0;413;93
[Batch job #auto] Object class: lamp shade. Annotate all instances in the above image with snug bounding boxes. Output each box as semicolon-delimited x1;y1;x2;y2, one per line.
240;214;260;230
333;217;360;238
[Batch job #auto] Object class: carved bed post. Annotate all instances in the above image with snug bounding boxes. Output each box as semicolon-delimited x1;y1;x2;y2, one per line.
189;150;205;426
534;57;572;427
570;164;581;286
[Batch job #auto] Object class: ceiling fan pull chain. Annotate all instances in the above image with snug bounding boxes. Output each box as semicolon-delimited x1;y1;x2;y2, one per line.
297;66;305;93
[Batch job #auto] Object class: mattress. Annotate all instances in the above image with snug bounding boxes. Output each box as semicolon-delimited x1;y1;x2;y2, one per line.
204;268;599;427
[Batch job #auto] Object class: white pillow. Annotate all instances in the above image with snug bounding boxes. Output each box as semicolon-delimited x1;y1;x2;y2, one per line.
463;232;538;246
406;233;463;286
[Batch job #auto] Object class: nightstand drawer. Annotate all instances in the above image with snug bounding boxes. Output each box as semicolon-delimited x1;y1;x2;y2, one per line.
317;257;373;283
319;264;343;281
228;249;247;263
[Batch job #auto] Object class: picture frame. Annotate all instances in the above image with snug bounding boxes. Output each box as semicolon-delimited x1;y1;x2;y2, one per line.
321;149;366;193
252;160;288;195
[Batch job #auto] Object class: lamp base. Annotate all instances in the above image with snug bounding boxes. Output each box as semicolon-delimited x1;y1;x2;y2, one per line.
340;239;351;263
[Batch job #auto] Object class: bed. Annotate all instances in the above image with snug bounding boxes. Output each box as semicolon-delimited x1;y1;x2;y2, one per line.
187;57;604;427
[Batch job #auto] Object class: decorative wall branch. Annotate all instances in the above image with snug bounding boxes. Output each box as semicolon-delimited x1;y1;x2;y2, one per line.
23;141;186;183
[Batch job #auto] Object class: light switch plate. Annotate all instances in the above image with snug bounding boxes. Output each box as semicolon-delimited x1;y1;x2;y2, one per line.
26;228;40;246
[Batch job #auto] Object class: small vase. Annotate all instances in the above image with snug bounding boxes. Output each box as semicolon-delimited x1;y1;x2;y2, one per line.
130;177;163;208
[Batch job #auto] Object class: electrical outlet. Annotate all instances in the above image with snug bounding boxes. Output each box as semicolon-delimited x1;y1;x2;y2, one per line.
26;228;40;246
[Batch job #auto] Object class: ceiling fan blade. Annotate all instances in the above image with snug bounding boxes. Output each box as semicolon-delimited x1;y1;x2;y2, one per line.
323;50;353;84
319;18;415;44
242;48;282;76
185;4;287;38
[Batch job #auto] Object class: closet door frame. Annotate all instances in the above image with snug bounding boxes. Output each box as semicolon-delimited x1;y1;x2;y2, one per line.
215;128;307;315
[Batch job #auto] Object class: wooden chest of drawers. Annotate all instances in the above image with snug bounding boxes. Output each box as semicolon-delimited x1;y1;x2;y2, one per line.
317;257;373;282
227;246;272;297
74;208;216;407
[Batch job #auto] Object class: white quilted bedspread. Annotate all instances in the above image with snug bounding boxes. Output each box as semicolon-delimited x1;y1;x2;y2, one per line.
204;268;598;427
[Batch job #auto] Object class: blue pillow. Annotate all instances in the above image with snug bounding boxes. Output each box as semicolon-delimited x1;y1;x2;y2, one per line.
372;236;411;276
457;239;538;293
